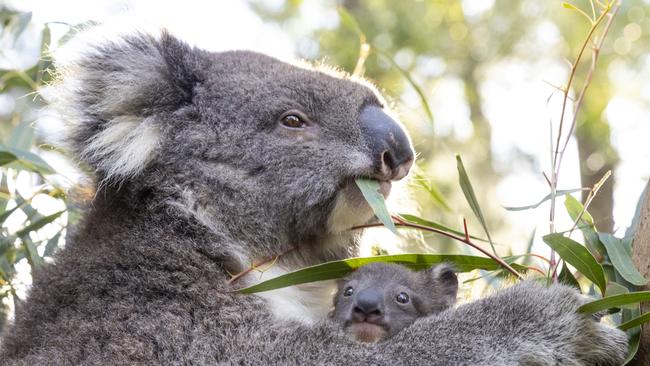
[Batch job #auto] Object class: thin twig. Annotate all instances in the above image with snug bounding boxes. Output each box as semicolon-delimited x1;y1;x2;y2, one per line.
463;218;470;241
569;170;612;235
546;0;620;282
227;246;297;285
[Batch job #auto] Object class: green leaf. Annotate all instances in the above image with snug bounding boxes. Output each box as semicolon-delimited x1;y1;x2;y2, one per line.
598;233;647;286
619;312;650;331
0;151;17;166
622;305;642;365
503;188;583;211
399;213;489;242
606;282;630;297
559;262;580;290
8;120;35;150
43;231;61;257
355;179;398;235
624;326;641;365
238;254;526;294
456;155;495;253
564;195;606;256
0;256;15;279
23;236;43;270
374;48;434;126
413;173;451;212
337;6;364;39
15;210;65;238
0;203;22;224
578;291;650;314
561;2;595;24
7;12;32;41
565;194;594;225
0;144;55;175
543;233;606;294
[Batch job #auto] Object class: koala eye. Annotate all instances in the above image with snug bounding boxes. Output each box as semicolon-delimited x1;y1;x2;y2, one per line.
396;292;410;304
343;287;354;297
280;112;307;128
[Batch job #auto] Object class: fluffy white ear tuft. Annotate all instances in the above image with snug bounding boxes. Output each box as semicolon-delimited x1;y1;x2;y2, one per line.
43;23;199;184
81;116;160;181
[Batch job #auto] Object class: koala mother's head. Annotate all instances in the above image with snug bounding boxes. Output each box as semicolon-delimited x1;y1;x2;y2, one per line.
53;30;414;258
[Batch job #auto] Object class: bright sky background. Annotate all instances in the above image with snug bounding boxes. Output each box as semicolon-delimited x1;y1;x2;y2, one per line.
6;0;650;262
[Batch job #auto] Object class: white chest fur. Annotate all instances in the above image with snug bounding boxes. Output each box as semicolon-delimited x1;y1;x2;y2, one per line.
249;265;337;324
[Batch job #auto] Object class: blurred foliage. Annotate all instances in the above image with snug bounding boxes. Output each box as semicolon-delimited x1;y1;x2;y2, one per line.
0;9;68;330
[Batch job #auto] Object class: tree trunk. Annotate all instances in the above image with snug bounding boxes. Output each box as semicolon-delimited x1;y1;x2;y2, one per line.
631;180;650;365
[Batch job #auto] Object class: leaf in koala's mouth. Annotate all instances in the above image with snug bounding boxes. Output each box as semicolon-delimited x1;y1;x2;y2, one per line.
354;178;399;236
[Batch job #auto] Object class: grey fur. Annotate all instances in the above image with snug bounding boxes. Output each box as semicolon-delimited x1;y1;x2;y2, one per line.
0;30;628;365
331;263;458;342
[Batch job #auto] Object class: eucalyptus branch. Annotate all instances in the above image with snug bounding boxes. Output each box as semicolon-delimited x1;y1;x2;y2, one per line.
352;216;524;279
546;0;620;281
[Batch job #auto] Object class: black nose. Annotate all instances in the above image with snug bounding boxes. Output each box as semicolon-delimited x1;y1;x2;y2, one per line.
359;105;415;181
353;288;383;319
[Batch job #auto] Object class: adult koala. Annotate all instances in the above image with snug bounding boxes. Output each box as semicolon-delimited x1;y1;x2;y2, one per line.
0;30;627;365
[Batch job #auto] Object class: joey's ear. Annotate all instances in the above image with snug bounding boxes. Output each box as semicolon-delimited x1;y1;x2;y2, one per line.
49;29;203;184
425;263;458;308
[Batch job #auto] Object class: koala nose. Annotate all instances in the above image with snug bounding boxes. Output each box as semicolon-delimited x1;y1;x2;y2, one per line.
359;105;415;181
352;288;383;320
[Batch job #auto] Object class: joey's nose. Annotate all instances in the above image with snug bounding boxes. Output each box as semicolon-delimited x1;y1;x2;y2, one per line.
353;288;383;320
359;106;415;181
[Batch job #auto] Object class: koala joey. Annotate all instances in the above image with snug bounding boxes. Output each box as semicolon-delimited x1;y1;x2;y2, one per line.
331;262;457;343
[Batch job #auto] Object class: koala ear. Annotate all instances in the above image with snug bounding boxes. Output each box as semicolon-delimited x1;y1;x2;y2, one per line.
425;263;458;308
49;29;202;184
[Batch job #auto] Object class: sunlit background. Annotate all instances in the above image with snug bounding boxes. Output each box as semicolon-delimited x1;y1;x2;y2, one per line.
1;0;649;326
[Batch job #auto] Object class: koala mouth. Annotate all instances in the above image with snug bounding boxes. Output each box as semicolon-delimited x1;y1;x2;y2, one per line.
346;321;388;343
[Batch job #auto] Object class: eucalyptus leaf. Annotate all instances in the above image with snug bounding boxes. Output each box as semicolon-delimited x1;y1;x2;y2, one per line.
0;151;17;166
619;312;650;331
23;236;43;270
606;282;630;297
598;233;647;286
0;257;15;279
456;155;495;254
624;326;641;365
578;291;650;314
565;194;594;225
558;262;580;290
413;173;451;212
8;120;35;150
0;144;55;175
398;213;488;242
43;231;61;257
543;233;606;294
503;188;583;211
238;254;526;294
15;210;65;238
623;305;642;364
564;195;606;256
355;178;398;235
374;48;434;126
337;6;364;39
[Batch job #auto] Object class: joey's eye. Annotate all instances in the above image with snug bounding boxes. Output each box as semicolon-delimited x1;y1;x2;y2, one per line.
281;114;306;128
343;287;354;297
396;292;410;304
